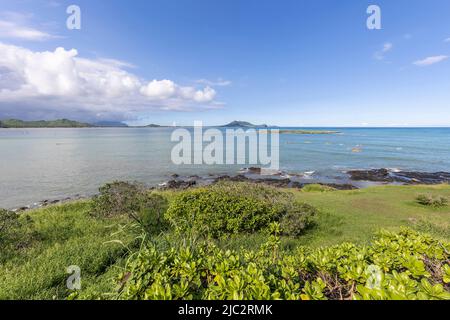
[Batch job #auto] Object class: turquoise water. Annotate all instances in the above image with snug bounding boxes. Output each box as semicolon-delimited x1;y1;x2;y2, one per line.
1;127;450;208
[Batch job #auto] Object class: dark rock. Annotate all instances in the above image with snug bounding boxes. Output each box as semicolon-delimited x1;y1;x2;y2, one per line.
214;175;249;183
215;174;292;187
347;168;392;182
161;179;197;190
393;171;450;184
258;178;291;188
347;168;450;185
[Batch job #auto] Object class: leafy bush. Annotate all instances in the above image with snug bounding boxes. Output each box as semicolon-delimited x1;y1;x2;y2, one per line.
302;184;336;193
140;193;169;233
279;202;317;237
416;194;448;208
112;228;450;300
90;181;169;233
91;181;146;218
165;182;313;238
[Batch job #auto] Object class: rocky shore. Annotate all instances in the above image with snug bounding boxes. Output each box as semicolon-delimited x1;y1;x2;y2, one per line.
158;170;357;191
12;194;87;212
347;168;450;184
11;168;450;212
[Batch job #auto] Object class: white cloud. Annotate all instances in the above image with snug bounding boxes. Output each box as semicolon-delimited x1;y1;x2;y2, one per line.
0;20;54;41
179;86;217;103
0;42;220;120
140;80;177;99
196;78;231;87
413;55;448;67
445;38;450;43
374;42;393;60
0;12;56;41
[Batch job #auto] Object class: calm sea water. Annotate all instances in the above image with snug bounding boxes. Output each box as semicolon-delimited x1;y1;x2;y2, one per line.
1;127;450;208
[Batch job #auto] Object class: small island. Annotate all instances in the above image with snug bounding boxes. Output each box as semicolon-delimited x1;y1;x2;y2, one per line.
221;121;268;128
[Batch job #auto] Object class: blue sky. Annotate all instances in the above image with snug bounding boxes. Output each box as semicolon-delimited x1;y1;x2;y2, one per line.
0;0;449;126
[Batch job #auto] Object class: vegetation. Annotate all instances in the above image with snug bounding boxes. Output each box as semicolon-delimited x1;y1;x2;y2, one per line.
91;181;168;233
0;202;137;299
1;182;449;300
301;184;337;193
0;119;92;128
416;194;448;208
165;182;315;238
112;228;450;300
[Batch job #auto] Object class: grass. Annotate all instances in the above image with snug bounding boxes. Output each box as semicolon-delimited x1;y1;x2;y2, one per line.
291;184;450;246
0;201;137;300
1;183;449;299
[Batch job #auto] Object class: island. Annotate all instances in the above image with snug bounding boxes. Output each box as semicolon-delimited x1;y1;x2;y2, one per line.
0;118;179;128
221;121;268;128
0;119;93;128
93;121;128;127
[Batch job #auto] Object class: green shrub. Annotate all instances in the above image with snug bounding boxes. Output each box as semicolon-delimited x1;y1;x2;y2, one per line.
90;181;169;233
112;228;450;300
91;181;146;218
416;194;448;208
279;202;317;236
139;193;169;233
302;184;336;193
165;182;307;238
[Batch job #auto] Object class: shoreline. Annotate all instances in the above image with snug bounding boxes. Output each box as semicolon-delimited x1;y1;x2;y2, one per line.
9;167;450;213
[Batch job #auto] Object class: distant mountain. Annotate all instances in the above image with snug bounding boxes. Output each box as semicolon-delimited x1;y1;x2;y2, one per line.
145;124;163;128
0;119;92;128
93;121;128;127
221;121;268;128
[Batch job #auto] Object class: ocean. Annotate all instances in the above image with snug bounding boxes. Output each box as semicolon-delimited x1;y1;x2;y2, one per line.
1;127;449;208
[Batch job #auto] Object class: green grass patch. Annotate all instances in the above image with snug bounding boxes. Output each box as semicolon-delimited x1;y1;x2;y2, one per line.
1;183;450;299
0;201;137;300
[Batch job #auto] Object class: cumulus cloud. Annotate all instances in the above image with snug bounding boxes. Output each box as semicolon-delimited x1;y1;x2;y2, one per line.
0;43;220;121
374;42;393;60
413;55;448;67
140;80;177;99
